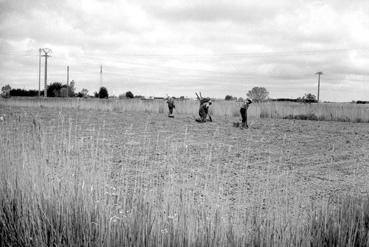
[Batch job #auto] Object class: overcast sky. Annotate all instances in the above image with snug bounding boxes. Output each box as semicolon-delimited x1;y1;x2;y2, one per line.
0;0;368;101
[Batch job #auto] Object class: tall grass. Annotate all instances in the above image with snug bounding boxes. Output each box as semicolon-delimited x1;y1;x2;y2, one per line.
2;97;369;122
1;108;369;246
0;97;248;118
258;102;369;123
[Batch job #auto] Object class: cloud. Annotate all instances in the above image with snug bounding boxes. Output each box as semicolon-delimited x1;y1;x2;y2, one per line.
0;0;368;101
145;0;298;23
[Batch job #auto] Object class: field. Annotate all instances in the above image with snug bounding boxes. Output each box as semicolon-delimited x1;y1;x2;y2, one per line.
1;99;369;246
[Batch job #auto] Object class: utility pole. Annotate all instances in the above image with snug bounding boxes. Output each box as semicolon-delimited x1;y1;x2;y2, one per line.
315;71;323;102
41;48;52;97
38;48;41;97
67;66;69;98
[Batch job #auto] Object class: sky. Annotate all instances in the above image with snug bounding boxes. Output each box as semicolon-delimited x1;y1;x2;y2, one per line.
0;0;368;101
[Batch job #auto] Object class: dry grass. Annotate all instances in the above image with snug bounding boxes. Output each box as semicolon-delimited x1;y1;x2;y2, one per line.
258;102;369;123
1;103;369;246
1;97;369;123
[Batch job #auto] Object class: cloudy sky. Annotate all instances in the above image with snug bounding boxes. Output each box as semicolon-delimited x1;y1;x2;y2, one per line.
0;0;368;101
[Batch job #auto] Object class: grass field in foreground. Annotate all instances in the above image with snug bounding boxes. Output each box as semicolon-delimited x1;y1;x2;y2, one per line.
1;104;369;246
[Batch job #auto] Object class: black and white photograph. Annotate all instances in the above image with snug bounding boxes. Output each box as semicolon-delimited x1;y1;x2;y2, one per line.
1;0;369;246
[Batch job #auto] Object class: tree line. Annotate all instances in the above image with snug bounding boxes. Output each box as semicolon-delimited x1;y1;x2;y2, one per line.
2;83;362;104
1;82;105;99
225;87;319;103
1;82;143;100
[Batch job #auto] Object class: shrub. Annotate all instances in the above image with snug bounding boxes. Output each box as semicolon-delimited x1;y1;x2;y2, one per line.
126;91;134;99
301;93;317;103
76;89;88;98
1;84;11;98
225;95;236;101
10;88;39;97
98;87;108;98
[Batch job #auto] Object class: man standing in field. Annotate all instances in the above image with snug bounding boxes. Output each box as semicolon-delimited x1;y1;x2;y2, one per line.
240;98;252;129
167;96;175;118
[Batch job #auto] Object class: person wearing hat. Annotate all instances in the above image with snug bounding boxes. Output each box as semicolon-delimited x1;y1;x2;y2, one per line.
166;96;175;117
240;98;252;129
197;100;212;122
195;92;213;122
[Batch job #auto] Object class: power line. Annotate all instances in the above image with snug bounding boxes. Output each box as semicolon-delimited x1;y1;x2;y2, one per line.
1;46;368;59
63;47;369;59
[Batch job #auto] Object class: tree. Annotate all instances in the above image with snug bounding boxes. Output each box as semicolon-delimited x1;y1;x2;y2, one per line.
46;82;75;97
302;93;317;103
225;95;236;101
76;88;89;98
46;82;63;97
98;87;108;98
1;84;11;98
247;87;269;102
80;88;88;98
125;91;134;98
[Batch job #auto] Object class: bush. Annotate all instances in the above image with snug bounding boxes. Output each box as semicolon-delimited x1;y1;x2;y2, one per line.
76;89;88;98
1;84;11;98
126;91;134;99
46;82;75;97
98;87;108;98
9;88;39;97
300;93;317;103
225;95;236;101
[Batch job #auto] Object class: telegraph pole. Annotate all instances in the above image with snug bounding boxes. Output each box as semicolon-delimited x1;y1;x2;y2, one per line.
67;66;69;98
315;71;323;102
41;48;52;97
100;65;103;86
38;48;41;97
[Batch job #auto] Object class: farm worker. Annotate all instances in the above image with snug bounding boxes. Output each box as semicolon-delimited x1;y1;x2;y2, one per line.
198;101;212;122
195;92;212;122
240;98;252;129
166;97;175;117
